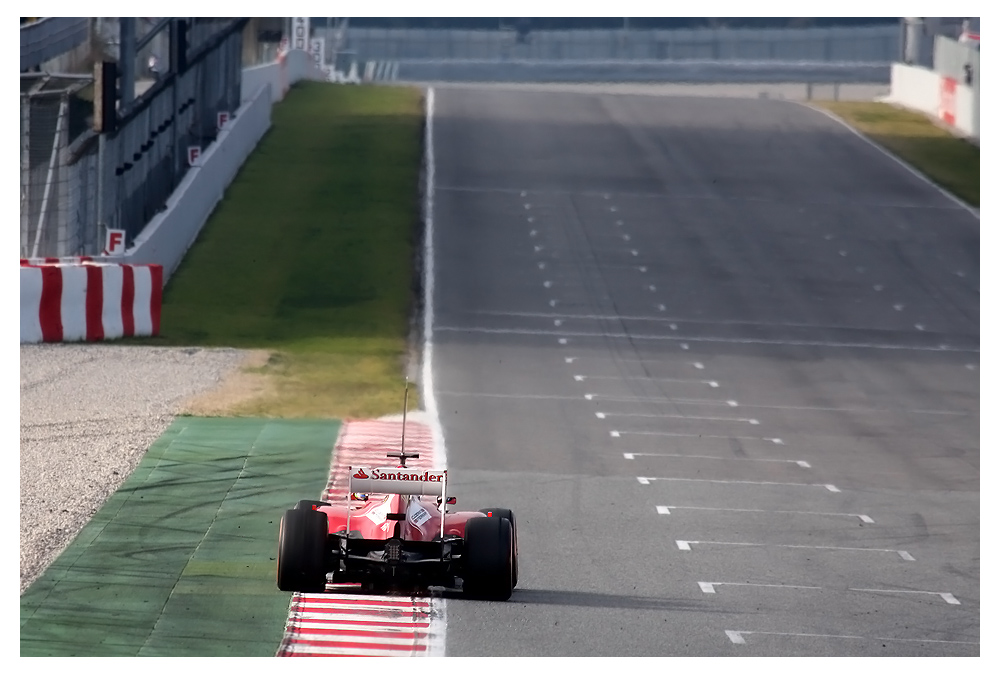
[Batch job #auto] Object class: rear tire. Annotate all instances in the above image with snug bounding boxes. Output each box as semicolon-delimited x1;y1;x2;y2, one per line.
463;516;514;601
277;506;328;593
477;508;518;588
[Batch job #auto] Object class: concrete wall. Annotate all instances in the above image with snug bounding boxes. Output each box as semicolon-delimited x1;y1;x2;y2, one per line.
887;62;941;116
121;48;323;281
241;48;324;103
120;82;273;281
887;62;978;139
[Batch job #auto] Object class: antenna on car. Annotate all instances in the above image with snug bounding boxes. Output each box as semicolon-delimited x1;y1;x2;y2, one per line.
387;378;420;468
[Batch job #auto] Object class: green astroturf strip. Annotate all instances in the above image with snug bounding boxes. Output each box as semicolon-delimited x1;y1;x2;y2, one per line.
20;418;339;657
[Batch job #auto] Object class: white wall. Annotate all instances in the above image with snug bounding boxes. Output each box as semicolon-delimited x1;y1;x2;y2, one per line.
242;47;326;103
120;82;273;280
111;49;325;281
887;62;978;138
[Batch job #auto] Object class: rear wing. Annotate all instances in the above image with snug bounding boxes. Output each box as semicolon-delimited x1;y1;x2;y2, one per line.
349;467;447;497
347;466;450;541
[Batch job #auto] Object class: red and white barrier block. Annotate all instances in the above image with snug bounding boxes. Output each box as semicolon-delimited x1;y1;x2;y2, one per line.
20;262;163;343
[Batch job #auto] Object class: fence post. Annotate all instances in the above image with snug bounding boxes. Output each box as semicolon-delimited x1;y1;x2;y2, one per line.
20;93;30;257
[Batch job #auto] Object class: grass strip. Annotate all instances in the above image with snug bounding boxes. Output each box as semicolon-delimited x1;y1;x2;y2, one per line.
146;82;425;418
816;101;979;207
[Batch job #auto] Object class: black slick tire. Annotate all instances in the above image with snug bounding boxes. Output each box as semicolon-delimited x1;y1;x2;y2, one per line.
463;516;514;601
277;506;328;593
477;507;518;588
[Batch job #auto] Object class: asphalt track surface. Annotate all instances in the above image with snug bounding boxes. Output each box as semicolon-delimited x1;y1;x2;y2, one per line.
428;85;979;656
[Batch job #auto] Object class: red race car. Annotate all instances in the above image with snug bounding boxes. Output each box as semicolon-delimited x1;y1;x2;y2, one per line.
277;448;518;601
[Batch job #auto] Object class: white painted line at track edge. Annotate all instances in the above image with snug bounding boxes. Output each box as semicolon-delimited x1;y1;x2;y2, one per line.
420;86;447;657
791;101;979;219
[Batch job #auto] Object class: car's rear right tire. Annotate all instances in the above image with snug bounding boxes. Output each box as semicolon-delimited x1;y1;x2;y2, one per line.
477;507;518;588
462;516;514;601
277;506;328;593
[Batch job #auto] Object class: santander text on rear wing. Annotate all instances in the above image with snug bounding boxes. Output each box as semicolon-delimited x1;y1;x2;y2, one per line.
349;467;448;497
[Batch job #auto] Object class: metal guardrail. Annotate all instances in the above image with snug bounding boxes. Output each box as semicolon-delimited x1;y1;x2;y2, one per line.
343;24;899;63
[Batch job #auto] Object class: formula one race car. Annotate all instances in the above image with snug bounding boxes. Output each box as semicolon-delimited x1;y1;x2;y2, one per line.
277;448;518;601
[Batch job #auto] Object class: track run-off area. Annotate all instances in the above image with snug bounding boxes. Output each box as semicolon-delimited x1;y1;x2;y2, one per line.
21;82;979;658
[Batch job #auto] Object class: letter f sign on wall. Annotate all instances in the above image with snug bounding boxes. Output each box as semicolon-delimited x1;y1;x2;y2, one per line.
104;229;126;256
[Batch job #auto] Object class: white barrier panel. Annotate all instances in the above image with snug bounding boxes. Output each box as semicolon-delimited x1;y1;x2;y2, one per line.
241;60;284;103
887;62;977;138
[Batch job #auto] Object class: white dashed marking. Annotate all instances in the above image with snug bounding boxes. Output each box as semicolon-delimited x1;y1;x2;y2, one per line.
725;630;976;646
614;430;785;445
598;412;755;424
624;452;809;467
638;477;837;491
658;506;871;522
674;540;911;559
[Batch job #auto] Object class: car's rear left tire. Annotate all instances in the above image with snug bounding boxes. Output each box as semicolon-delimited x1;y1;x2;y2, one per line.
277;506;328;593
462;516;514;601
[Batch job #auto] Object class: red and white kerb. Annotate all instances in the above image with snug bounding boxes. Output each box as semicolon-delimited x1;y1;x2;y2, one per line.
277;419;446;657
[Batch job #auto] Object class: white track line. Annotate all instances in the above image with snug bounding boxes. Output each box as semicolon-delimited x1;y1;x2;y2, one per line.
433;325;977;353
793;101;980;218
575;374;718;387
612;430;783;444
639;477;839;492
657;505;872;523
419;85;446;656
464;308;976;336
676;540;912;560
726;629;976;646
596;412;758;424
700;582;820;593
625;452;808;467
585;394;739;407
